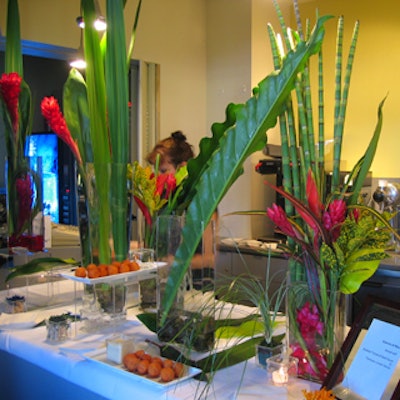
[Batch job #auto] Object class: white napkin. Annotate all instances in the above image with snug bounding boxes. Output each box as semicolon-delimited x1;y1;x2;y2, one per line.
0;310;45;330
235;381;316;399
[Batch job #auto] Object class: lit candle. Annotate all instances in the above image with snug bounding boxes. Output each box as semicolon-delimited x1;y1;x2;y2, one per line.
272;366;289;385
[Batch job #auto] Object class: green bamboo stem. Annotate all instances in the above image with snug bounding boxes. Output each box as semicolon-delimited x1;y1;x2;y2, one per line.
318;49;325;190
331;16;344;192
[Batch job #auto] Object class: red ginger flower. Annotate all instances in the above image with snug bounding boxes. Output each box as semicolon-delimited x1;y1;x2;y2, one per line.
296;301;324;337
40;96;82;165
267;203;297;238
0;72;22;135
322;199;346;241
16;174;33;232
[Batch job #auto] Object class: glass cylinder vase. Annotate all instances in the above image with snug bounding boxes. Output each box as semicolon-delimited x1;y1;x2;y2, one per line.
6;156;44;253
286;280;346;383
79;162;131;266
156;215;216;352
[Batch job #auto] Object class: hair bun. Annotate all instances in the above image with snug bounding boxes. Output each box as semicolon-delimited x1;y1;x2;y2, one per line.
171;130;187;142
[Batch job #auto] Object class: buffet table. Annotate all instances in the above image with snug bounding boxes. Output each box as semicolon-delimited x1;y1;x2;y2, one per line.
0;279;318;400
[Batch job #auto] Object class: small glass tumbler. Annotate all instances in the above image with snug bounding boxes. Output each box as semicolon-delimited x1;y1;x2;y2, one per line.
6;295;26;313
266;354;298;386
46;318;71;343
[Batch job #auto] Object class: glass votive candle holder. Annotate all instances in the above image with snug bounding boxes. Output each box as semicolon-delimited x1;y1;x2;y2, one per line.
46;315;72;343
266;354;298;386
6;295;26;313
130;248;155;263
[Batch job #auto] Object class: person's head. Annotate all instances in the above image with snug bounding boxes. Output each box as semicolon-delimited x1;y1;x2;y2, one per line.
146;131;194;174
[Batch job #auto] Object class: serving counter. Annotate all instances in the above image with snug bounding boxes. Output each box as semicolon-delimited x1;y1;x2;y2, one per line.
0;278;318;400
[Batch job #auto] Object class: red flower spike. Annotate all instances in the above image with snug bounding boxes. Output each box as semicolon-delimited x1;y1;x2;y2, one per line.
16;174;33;232
155;173;177;199
322;199;346;241
306;170;323;218
267;204;297;238
40;96;83;165
0;72;22;135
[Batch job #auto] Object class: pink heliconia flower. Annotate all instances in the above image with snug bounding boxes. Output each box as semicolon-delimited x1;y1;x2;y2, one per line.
40;96;82;165
0;72;22;135
267;203;297;238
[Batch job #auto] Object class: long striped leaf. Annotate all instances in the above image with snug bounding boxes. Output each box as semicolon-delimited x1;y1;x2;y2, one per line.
160;16;331;324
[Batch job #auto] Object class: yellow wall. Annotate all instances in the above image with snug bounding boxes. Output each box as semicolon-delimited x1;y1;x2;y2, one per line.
251;0;400;178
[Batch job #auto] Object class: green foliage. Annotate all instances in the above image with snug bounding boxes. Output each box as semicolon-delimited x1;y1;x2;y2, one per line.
160;16;330;324
5;258;78;282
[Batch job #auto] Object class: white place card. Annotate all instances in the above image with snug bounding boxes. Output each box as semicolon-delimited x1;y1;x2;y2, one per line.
338;318;400;400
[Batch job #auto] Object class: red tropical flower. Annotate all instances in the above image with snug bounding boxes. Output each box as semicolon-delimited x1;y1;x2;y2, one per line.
322;199;346;241
40;96;82;165
155;173;177;199
267;203;298;238
15;173;33;232
306;170;323;218
0;72;22;135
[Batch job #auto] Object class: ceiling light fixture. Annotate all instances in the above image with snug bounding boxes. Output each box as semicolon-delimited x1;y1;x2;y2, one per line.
76;0;107;32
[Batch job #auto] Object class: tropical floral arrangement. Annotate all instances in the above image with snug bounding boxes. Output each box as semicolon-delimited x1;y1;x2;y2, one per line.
0;0;43;252
3;0;142;281
267;170;392;379
129;160;189;248
258;0;394;382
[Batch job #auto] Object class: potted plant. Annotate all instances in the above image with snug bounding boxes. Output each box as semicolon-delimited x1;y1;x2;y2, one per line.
218;250;287;368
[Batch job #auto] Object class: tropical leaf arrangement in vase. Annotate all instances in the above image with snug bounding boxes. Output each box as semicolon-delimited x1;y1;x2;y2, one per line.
229;0;394;382
5;0;143;281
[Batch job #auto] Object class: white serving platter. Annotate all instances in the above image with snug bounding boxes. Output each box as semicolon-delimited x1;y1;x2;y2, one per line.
59;262;166;285
82;348;202;389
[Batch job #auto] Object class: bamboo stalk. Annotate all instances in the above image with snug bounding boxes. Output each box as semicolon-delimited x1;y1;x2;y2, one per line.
331;16;344;192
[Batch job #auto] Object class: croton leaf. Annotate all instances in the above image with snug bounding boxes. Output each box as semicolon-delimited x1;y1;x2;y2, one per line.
160;15;332;324
339;258;381;294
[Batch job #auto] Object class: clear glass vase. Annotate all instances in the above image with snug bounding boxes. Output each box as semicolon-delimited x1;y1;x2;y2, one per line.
6;156;44;253
156;215;216;352
286;280;346;382
79;162;131;266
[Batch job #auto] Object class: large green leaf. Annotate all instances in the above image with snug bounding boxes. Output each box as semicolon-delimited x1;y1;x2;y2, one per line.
63;69;92;165
160;15;332;324
177;103;243;212
105;0;130;261
346;97;386;205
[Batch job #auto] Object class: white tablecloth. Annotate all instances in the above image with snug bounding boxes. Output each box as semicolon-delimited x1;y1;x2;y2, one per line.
0;280;319;400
